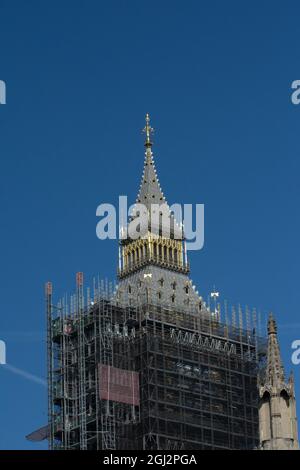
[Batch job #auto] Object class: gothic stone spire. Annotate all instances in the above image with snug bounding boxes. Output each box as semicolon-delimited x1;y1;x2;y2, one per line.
137;114;166;210
266;313;285;386
117;114;192;289
258;313;299;450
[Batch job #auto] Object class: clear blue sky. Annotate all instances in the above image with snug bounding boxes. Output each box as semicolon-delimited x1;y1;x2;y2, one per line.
0;0;300;449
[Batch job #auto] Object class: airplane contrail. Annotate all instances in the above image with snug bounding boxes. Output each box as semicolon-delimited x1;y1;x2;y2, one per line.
2;364;47;387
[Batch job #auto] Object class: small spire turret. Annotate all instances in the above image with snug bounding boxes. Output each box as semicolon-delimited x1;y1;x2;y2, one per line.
266;313;285;386
259;313;299;450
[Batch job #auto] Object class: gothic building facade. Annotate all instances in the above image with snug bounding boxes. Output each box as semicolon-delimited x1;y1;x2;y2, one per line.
41;115;298;450
259;314;298;449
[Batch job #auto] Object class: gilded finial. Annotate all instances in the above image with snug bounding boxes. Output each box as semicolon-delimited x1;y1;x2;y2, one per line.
143;113;154;147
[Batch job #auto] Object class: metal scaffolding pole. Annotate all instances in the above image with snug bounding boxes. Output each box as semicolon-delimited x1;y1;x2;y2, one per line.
77;272;88;449
46;281;54;449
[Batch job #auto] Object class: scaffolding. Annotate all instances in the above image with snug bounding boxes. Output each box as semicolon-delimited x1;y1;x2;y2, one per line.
46;274;267;450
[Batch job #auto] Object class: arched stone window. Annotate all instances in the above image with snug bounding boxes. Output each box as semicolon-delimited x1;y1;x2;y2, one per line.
280;389;290;407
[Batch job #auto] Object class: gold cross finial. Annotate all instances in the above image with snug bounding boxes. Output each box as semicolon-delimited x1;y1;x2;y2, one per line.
143;113;154;147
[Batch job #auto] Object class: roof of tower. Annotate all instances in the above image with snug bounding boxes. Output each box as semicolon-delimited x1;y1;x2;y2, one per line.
266;313;285;386
136;114;167;209
133;114;182;240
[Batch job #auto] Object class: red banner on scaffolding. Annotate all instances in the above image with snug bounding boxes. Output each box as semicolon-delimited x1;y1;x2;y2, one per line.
98;365;140;406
